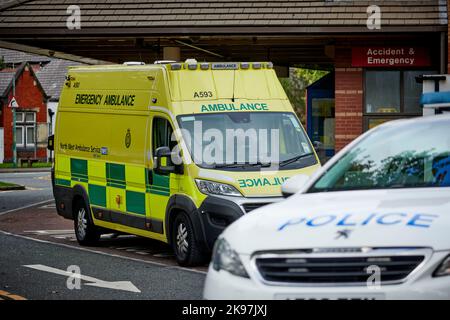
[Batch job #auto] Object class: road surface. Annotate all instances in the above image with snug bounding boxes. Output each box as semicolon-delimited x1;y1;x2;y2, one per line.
0;231;205;300
0;171;207;300
0;171;53;214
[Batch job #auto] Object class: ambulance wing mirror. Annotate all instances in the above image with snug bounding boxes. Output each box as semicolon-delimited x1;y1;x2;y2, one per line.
154;146;183;175
313;140;323;152
281;174;310;198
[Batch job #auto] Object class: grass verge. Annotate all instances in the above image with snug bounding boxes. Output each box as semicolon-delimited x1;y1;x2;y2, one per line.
0;181;25;191
0;162;52;168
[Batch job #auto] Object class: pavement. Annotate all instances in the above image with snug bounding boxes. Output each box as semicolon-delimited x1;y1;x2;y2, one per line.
0;172;208;300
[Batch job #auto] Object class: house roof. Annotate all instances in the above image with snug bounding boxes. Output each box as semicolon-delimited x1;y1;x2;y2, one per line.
0;47;52;65
0;47;85;99
0;61;48;98
0;0;447;33
0;70;15;96
36;59;83;101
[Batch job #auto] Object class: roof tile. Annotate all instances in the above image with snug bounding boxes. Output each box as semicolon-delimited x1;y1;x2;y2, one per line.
0;0;445;30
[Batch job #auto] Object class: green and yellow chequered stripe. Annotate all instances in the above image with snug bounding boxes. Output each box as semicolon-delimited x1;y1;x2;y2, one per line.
71;158;88;183
55;157;170;216
106;163;126;189
146;168;170;197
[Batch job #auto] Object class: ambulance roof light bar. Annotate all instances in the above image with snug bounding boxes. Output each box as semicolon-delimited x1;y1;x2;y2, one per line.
154;60;177;64
123;61;145;66
168;60;274;71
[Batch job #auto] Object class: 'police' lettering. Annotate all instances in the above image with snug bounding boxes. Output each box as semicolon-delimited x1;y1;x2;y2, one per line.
278;212;439;231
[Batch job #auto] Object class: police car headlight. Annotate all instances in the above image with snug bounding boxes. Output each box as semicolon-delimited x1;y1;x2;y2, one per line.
195;179;242;197
434;255;450;277
212;238;249;278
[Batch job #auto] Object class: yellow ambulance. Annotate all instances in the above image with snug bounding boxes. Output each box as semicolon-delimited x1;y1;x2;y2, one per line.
51;60;321;266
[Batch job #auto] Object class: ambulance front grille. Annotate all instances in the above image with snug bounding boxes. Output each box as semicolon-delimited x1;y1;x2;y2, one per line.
255;255;424;285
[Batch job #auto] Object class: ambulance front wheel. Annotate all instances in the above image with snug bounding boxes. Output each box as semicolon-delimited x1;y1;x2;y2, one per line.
73;198;100;246
172;213;206;267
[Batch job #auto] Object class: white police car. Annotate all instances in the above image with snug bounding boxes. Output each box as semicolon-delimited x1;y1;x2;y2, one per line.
204;114;450;300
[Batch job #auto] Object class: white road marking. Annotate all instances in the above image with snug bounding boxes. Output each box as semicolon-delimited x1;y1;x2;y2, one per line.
53;235;72;239
0;230;207;275
39;204;56;209
23;264;141;293
115;246;141;250
135;251;150;255
35;175;51;181
23;229;74;235
0;199;54;216
153;253;174;258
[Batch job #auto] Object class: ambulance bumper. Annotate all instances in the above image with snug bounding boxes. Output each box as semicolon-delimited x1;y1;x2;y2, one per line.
53;184;74;220
197;195;282;251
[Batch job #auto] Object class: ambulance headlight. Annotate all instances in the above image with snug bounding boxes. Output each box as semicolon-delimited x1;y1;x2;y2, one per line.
195;179;242;197
212;238;249;278
434;255;450;277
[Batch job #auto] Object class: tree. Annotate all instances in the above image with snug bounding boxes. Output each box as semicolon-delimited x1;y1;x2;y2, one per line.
0;56;5;70
279;68;329;124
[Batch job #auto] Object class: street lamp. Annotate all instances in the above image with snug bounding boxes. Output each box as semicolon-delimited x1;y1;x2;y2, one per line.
8;63;18;168
48;108;55;163
10;97;18;167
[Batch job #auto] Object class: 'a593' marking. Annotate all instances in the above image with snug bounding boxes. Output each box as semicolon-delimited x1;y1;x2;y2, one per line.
194;91;213;98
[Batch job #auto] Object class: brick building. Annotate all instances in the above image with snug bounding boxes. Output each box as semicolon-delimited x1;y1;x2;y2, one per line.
0;48;83;163
0;62;48;162
0;0;448;155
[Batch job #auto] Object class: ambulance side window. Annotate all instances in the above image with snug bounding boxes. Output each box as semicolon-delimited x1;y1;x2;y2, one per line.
152;117;175;156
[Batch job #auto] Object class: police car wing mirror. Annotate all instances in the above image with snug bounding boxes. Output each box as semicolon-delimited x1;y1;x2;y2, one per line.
154;146;183;175
281;174;310;198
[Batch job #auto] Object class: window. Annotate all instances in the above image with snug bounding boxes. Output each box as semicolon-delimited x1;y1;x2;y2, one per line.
308;118;450;193
16;127;23;146
364;70;437;130
365;71;400;114
16;112;24;123
403;71;437;114
15;111;36;148
177;112;316;170
25;112;35;122
311;98;335;150
26;127;35;145
152;117;175;156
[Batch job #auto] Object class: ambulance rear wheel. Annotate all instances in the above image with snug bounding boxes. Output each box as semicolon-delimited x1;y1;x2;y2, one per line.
172;213;205;267
73;199;100;246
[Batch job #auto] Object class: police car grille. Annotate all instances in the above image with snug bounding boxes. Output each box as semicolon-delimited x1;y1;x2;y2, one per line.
255;255;424;284
242;203;270;213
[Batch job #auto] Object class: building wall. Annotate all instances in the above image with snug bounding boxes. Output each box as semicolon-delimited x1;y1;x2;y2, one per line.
2;65;47;162
334;47;363;151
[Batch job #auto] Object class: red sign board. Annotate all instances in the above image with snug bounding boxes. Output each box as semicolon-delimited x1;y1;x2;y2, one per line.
352;47;431;68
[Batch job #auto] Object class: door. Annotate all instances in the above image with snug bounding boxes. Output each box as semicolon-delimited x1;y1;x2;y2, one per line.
0;128;4;163
148;116;178;234
311;97;335;161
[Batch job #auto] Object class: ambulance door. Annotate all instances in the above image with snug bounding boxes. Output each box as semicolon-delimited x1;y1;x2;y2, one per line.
148;115;179;235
